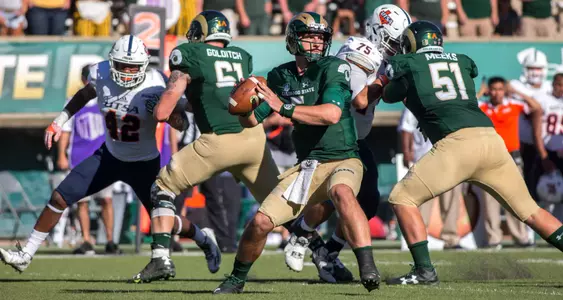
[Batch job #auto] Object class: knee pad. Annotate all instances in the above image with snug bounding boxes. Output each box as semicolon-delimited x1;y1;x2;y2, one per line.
150;183;177;218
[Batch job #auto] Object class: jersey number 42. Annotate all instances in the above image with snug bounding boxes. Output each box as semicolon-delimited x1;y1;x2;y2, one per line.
105;110;140;142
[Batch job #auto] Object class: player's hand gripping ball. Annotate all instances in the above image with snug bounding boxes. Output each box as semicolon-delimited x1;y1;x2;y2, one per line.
228;76;267;115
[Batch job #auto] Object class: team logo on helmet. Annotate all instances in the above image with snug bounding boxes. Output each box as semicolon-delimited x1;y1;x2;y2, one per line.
379;10;393;25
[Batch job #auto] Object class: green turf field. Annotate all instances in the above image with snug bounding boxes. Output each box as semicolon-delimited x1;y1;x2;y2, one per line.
1;248;563;300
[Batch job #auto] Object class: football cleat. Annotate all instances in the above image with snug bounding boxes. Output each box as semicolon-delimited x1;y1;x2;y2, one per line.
311;246;337;283
0;243;32;273
361;271;381;292
213;275;245;294
284;233;310;272
129;256;176;283
333;255;354;282
200;228;221;273
386;265;439;285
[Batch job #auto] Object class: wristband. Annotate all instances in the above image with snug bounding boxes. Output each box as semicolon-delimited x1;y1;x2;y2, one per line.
279;104;296;118
53;110;70;126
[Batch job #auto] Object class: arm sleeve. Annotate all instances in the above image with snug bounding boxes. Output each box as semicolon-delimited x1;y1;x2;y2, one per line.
169;46;202;79
320;61;352;110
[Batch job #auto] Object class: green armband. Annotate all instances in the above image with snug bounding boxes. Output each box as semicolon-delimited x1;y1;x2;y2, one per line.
279;104;296;118
254;102;273;123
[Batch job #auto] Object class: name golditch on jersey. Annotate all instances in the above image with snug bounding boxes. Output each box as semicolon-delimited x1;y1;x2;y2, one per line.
206;49;243;60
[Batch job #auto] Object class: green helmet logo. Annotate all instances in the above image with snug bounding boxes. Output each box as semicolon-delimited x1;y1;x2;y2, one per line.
286;12;333;62
400;21;443;55
187;10;231;45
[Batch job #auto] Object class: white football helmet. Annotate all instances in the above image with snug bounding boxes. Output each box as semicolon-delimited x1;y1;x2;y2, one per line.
365;4;412;59
537;171;563;204
522;49;548;86
108;35;150;88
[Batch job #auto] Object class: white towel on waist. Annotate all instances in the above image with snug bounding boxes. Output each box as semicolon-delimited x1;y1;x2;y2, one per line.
282;160;318;205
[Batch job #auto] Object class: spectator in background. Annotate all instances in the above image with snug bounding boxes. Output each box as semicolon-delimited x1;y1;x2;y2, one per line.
456;0;498;37
477;77;541;248
168;0;197;36
397;0;449;32
73;0;112;37
331;0;357;36
0;0;27;36
236;0;271;35
279;0;319;25
494;0;520;36
521;0;557;38
26;0;69;35
58;64;121;255
197;0;239;38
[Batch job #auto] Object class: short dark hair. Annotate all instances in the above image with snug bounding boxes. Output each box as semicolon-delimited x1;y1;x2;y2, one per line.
553;73;563;82
81;64;91;82
488;76;506;86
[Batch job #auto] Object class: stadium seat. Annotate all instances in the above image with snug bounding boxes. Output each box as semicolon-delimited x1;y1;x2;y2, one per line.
0;172;44;240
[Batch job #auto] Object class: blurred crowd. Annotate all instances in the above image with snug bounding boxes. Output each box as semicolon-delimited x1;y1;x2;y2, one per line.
1;0;563;38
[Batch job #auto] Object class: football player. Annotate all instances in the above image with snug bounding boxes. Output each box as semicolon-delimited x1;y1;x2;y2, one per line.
513;50;552;200
532;73;563;187
214;12;380;294
130;10;282;283
382;21;563;285
282;4;411;283
0;35;196;274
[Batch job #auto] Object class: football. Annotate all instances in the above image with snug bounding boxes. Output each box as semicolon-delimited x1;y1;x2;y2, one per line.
228;76;267;115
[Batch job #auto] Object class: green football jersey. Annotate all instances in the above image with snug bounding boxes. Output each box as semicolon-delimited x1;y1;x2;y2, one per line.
386;52;493;143
261;56;359;162
169;42;253;134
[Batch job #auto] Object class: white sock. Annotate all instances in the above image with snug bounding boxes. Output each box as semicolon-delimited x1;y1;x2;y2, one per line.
300;218;315;232
22;230;49;257
152;248;170;258
331;233;347;246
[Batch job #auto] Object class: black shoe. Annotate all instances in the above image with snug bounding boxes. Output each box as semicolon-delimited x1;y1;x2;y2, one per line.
129;256;176;283
386;265;439;285
105;242;123;254
73;242;95;255
361;271;381;292
213;275;245;294
171;240;183;253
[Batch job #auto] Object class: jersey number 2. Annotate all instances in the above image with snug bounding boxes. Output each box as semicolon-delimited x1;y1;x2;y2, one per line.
429;62;469;101
215;61;244;88
105;110;140;142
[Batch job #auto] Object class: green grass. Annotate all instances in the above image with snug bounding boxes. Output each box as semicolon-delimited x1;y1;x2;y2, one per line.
1;248;563;300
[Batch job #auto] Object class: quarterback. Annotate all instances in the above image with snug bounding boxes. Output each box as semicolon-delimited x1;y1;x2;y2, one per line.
283;4;411;283
382;21;563;285
0;35;196;273
131;10;281;283
214;12;380;294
